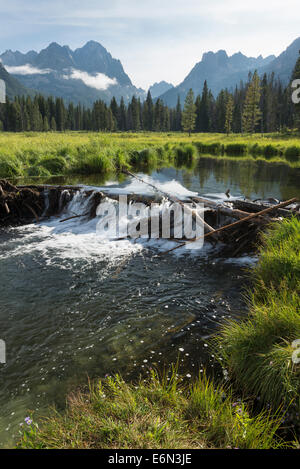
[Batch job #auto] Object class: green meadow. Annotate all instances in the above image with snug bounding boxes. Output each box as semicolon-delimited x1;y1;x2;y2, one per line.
0;131;300;179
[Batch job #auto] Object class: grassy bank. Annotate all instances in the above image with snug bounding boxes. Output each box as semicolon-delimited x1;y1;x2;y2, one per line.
17;369;284;449
215;218;300;431
0;131;300;179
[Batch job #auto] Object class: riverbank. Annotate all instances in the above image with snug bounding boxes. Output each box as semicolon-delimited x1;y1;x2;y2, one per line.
1;132;300;180
17;368;284;449
17;217;300;449
215;217;300;435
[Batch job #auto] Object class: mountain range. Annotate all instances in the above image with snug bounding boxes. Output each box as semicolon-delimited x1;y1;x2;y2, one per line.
0;37;300;107
160;38;300;106
0;41;145;106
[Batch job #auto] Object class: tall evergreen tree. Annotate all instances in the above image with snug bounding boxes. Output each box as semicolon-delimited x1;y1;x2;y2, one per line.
182;89;196;136
175;96;182;131
225;94;234;135
242;71;262;133
199;81;210;132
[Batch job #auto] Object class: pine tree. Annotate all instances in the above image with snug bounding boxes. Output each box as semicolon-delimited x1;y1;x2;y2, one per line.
110;97;119;130
195;95;201;132
182;89;196;136
130;96;141;131
43;116;49;132
199;81;210;132
144;91;154;131
215;90;227;132
50;116;57;131
174;96;182;131
225;94;234;135
119;97;127;131
242;71;262;133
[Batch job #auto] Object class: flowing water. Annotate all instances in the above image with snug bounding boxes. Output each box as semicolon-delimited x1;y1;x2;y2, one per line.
0;157;299;447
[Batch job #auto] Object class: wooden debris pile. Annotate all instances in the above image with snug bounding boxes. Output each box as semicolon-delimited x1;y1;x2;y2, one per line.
0;180;79;225
0;179;45;225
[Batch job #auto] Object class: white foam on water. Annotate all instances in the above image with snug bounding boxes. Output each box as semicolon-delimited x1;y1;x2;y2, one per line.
221;256;258;266
0;178;255;268
99;173;198;200
0;191;144;269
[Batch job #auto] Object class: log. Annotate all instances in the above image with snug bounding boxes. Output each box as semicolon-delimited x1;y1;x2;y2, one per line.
232;199;299;218
192;196;278;222
161;198;297;255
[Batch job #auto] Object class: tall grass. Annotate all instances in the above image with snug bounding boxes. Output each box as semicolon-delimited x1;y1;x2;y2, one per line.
174;143;197;167
17;369;284;449
0;131;300;180
215;218;300;416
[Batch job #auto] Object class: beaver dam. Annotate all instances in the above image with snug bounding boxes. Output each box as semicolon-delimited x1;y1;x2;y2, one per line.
0;175;299;257
0;159;299;447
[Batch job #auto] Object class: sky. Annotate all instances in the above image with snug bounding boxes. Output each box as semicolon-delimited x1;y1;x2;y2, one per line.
0;0;300;89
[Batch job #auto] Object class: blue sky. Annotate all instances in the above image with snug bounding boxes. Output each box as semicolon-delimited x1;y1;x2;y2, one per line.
0;0;299;89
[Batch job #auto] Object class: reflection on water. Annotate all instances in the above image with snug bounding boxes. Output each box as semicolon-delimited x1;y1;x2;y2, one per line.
1;156;299;447
14;156;300;201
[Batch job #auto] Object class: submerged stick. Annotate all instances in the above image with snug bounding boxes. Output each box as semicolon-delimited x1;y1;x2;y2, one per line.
160;198;297;255
59;213;89;223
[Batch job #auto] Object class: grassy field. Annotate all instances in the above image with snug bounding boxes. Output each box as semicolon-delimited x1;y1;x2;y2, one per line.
0;131;300;179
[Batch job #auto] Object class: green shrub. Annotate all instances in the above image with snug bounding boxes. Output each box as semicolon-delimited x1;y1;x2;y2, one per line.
0;157;21;177
285;146;300;162
130;148;157;167
225;143;248;155
249;143;263;156
195;142;223;155
174;144;197;166
114;149;130;170
263;144;279;158
39;156;67;174
26;165;51;177
73;152;115;174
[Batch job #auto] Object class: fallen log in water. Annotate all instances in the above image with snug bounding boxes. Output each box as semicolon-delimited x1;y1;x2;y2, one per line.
192;196;273;223
160;198;298;256
231;199;300;219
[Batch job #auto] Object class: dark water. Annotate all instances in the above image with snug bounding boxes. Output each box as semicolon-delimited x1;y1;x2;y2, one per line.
0;157;299;447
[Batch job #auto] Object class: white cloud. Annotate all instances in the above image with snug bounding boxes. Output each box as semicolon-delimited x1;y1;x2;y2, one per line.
63;69;117;90
5;64;51;75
